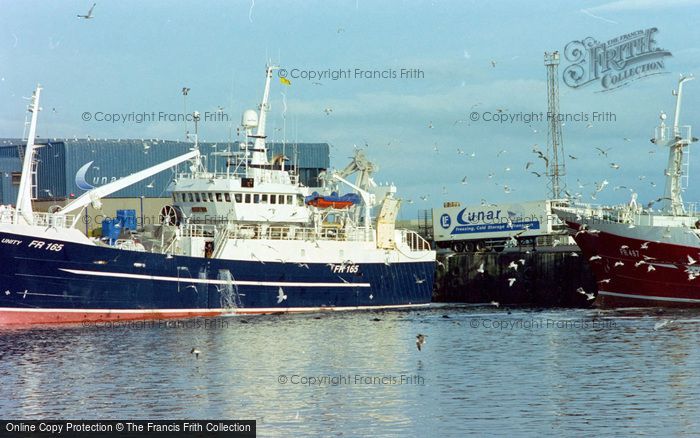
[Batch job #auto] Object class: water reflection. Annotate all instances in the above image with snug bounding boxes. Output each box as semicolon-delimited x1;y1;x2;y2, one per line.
1;306;699;436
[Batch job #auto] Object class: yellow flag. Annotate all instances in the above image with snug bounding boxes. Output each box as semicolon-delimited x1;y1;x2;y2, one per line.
280;77;291;86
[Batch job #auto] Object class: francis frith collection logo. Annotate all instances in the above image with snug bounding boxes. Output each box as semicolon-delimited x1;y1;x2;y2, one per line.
562;27;672;92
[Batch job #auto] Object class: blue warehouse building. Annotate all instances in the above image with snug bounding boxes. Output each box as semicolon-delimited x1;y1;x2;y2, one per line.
0;138;329;205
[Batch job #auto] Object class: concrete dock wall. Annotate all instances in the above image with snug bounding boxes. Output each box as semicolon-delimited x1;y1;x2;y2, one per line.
434;249;598;307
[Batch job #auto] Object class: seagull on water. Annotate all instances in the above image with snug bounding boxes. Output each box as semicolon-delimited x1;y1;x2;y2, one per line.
653;319;672;331
190;348;201;359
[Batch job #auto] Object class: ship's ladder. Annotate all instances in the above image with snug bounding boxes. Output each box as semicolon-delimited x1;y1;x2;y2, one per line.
681;141;691;192
30;155;38;200
16;143;39;200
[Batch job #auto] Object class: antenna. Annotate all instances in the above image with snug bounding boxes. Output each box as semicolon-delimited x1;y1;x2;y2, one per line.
182;87;190;141
544;51;566;199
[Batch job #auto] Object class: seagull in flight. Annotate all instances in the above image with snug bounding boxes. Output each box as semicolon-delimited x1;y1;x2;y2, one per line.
77;3;96;19
276;287;288;304
595;147;611;157
576;287;595;301
416;334;427;351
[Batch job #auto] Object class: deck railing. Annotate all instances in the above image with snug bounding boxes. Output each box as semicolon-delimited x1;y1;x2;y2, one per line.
401;230;431;251
0;208;76;229
179;222;369;243
176;171;298;186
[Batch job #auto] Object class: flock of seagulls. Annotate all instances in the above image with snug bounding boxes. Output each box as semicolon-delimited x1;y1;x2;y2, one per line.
404;106;664;206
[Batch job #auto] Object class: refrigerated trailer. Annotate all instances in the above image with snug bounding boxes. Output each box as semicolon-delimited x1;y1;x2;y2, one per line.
432;199;570;251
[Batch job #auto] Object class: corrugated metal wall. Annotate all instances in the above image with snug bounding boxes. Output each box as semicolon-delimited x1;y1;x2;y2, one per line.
0;157;21;205
267;143;330;169
37;140;66;200
0;139;329;203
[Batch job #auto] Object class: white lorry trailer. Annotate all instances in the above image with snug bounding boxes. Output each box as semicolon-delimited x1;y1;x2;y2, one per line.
432;199;569;252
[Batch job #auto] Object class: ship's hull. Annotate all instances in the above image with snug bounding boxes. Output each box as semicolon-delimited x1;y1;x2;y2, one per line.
0;230;434;325
561;218;700;308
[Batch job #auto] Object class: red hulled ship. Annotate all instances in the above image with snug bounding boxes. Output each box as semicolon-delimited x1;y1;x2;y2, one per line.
555;75;700;308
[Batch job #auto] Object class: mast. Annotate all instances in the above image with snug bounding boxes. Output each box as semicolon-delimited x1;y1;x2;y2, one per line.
250;65;277;167
544;52;566;199
15;85;42;225
657;75;695;215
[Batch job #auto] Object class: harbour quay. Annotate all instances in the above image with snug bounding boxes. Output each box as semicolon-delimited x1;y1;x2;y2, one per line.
433;247;598;307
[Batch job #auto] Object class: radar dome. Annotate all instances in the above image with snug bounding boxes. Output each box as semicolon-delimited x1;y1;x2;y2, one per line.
242;110;259;129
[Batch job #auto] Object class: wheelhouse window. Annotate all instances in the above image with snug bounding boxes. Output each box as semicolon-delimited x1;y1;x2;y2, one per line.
286;195;293;205
188;193;194;202
216;193;222;202
225;193;231;202
195;193;201;202
253;194;260;204
261;194;268;203
270;195;277;204
181;193;186;202
245;194;251;203
201;193;208;202
208;193;214;202
234;193;242;203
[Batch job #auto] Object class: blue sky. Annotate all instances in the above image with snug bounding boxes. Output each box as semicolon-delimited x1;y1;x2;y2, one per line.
1;0;700;219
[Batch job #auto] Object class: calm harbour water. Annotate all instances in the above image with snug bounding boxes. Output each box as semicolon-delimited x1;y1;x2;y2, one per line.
1;305;700;437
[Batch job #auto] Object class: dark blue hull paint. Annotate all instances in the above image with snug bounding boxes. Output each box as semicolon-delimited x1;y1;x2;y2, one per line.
0;231;434;313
